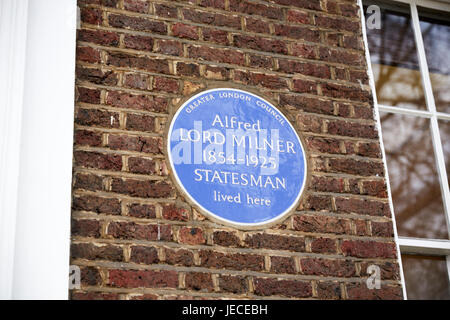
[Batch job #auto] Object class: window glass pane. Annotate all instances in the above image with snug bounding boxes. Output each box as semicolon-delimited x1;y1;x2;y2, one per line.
439;120;450;185
401;254;450;300
381;113;448;239
419;7;450;114
364;0;427;110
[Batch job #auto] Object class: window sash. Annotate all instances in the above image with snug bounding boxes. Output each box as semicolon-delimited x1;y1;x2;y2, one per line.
359;0;450;299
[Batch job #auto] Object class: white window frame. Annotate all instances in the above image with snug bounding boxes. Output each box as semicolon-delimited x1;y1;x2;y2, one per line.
359;0;450;300
0;0;77;299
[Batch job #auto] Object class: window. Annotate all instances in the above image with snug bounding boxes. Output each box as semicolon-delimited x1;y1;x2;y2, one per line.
362;0;450;299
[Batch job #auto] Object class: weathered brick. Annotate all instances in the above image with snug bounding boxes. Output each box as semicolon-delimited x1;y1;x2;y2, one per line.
199;250;264;271
74;151;122;171
77;87;101;104
107;52;170;74
73;195;121;215
106;91;168;113
107;134;162;154
245;233;305;252
80;7;102;25
162;204;189;221
74;173;103;191
130;245;159;264
341;240;397;259
317;281;342;299
371;221;394;238
292;215;352;235
76;67;118;86
124;0;150;13
80;266;102;286
301;258;356;277
212;231;241;247
253;278;312;298
74;130;103;147
278;60;330;79
334;197;390;217
172;22;199;40
75;108;120;128
109;14;167;34
155;39;183;56
219;275;248;294
153;76;179;93
164;248;194;266
188;45;245;65
274;24;320;42
76;46;101;63
71;219;101;238
202;28;229;45
346;283;403;300
179;227;206;245
109;269;178;288
185;272;214;292
71;243;123;261
110;178;173;198
128;203;156;219
126;114;155;132
123;34;154;51
270;256;296;274
128;157;156;174
78;29;119;46
233;34;287;55
154;3;178;18
123;73;149;90
182;8;240;29
280;94;333;115
107;221;172;241
234;70;288;90
310;237;337;254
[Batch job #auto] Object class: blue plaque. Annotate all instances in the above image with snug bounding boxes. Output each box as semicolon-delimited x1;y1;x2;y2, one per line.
167;88;307;228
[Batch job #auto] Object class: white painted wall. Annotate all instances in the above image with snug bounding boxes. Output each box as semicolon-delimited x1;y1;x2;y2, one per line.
0;0;77;299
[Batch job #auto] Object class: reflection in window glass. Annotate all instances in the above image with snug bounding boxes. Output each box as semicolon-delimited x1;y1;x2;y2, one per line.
419;7;450;114
364;0;426;110
439;120;450;186
401;254;450;299
381;113;448;239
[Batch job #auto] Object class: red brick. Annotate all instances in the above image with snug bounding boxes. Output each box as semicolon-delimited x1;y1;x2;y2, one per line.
346;283;403;300
270;256;296;274
291;43;317;59
153;76;179;93
123;73;149;90
179;227;206;245
106;91;168;113
234;70;288;90
155;39;183;56
71;219;101;238
110;178;173;198
292;79;317;94
72;195;121;215
321;82;371;102
80;266;102;286
74;173;103;191
274;24;320;42
182;8;240;29
76;67;118;86
109;269;178;288
80;7;102;25
176;62;200;77
271;0;322;11
76;46;101;63
74;151;122;171
128;203;156;219
199;250;264;271
287;9;310;24
123;34;154;51
341;240;397;258
297;114;323;133
233;34;287;55
130;245;159;264
245;17;270;34
317;281;342;299
292;215;352;235
202;28;229;45
164;248;194;266
219;275;248;294
305;137;342;154
77;87;101;104
75;108;119;128
310;237;337;254
253;278;312;298
71;242;123;261
78;29;119;47
315;15;360;32
154;3;178;18
327;120;378;139
107;221;172;241
74;130;103;147
107;52;170;74
230;0;283;19
128;157;156;174
301;258;356;277
335;197;390;217
107;135;162;154
162;204;189;221
212;231;241;247
185;272;214;292
279;60;331;79
124;0;150;13
280;94;333;115
188;45;245;65
199;0;226;10
361;180;388;198
245;233;305;252
109;14;167;34
371;221;394;238
172;23;199;40
301;194;333;211
126;114;154;133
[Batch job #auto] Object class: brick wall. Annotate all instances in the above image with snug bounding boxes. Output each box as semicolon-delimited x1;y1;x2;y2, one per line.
70;0;403;300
